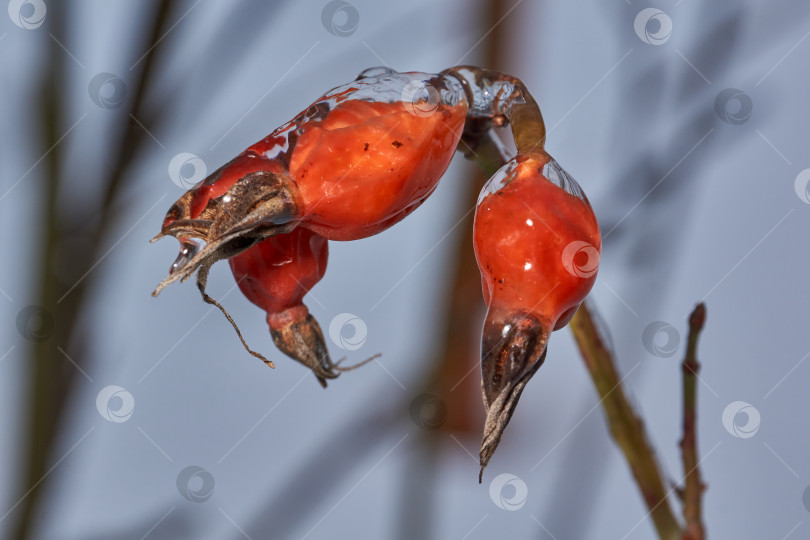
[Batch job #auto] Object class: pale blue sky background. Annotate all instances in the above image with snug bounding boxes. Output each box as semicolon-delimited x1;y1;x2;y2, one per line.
2;1;810;538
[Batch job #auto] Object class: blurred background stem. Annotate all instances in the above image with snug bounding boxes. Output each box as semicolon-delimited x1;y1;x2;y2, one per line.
679;303;707;540
394;0;510;537
13;3;172;539
15;6;66;538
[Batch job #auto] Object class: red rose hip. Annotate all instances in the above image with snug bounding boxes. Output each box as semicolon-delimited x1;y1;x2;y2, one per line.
474;153;601;479
228;227;341;386
152;69;467;295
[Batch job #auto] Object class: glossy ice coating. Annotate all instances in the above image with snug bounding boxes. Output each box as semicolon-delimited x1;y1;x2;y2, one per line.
474;154;601;330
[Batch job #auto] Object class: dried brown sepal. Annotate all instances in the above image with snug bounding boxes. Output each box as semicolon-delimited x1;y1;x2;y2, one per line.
479;313;548;482
151;170;300;297
270;312;337;387
270;313;381;387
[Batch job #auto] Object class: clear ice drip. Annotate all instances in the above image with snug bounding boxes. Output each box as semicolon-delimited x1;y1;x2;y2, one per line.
440;66;547;157
255;68;467;163
478;156;588;204
169;239;201;275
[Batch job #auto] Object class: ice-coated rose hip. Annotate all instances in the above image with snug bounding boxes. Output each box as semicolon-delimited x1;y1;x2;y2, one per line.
473;153;601;479
152;69;467;295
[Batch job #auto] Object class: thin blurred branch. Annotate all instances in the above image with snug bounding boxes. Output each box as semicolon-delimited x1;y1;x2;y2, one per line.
244;390;404;538
13;5;67;538
96;4;172;216
570;303;686;540
679;303;707;540
14;3;173;539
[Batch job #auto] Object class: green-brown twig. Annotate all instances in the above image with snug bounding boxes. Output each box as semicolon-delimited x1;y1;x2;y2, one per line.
570;303;682;540
680;303;707;540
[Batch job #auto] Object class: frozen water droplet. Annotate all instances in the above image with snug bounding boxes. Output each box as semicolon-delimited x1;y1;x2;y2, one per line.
356;66;395;80
542;159;587;201
478;157;519;204
169;239;201;275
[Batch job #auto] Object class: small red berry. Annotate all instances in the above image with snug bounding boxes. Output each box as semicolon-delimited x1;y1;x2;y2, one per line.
228;227;342;386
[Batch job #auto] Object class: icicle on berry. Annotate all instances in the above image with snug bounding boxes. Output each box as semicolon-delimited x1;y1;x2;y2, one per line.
152;69;467;297
227;227;375;386
473;153;601;480
169;238;201;275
